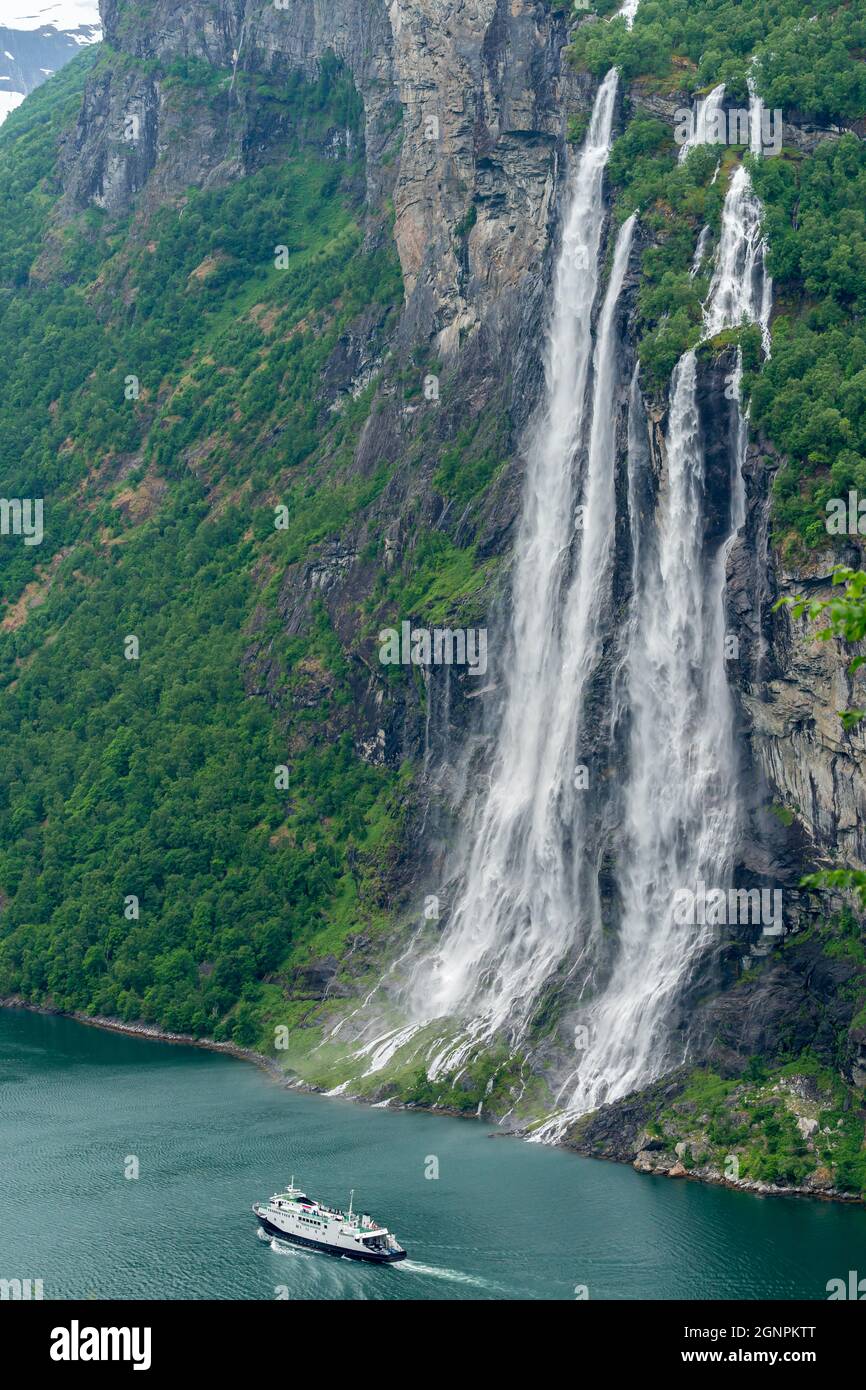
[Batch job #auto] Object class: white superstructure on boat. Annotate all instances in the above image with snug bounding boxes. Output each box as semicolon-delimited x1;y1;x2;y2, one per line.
252;1180;407;1263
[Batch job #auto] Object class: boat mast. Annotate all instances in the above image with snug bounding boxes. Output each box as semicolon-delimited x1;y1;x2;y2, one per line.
347;1189;354;1221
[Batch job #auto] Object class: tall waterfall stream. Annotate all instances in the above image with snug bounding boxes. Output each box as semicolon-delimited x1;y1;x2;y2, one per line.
347;63;773;1135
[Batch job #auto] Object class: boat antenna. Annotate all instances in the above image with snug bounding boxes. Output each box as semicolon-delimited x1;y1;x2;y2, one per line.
348;1188;354;1221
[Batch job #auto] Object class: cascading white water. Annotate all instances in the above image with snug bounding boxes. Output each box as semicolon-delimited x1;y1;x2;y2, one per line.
537;159;772;1137
541;349;739;1125
679;83;726;163
618;0;640;26
355;58;774;1135
690;224;711;277
704;163;772;353
399;71;631;1074
748;67;764;157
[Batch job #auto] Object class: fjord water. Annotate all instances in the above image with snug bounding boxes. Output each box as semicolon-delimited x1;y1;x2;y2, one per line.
1;1009;864;1301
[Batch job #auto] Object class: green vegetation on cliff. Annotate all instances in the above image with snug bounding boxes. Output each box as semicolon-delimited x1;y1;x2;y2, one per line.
1;0;864;1138
573;0;866;549
574;0;866;121
656;1056;866;1196
0;47;408;1043
749;139;866;550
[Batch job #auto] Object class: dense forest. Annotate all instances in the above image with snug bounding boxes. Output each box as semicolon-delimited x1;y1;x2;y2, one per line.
0;46;406;1044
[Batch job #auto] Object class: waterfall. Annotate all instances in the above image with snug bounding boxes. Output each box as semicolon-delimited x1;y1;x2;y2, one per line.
618;0;640;26
690;224;711;277
704;163;772;354
399;71;629;1074
679;83;726;163
536;159;772;1136
748;68;764;157
541;351;739;1125
355;66;774;1139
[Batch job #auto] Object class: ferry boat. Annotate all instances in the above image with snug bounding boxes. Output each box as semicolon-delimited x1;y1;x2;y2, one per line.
252;1179;407;1264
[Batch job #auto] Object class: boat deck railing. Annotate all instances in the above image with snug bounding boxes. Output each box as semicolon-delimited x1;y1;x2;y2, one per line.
257;1197;390;1235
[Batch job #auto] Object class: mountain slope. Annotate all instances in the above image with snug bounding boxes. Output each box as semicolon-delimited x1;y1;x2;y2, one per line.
0;41;408;1042
0;0;863;1195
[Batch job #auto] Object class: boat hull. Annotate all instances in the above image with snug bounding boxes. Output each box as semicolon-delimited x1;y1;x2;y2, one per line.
256;1214;407;1263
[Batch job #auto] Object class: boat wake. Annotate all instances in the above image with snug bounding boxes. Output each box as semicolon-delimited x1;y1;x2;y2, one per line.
265;1234;492;1290
267;1235;321;1260
394;1260;497;1291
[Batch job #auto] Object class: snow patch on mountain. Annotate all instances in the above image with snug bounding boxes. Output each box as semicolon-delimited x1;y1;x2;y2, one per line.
0;0;101;125
1;3;100;33
0;87;24;120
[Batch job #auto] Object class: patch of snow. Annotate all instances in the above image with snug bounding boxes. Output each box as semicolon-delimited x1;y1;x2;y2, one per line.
0;88;24;119
0;2;101;31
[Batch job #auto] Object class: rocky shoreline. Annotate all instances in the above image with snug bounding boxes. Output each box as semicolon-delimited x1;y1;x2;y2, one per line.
575;1141;862;1205
0;995;294;1087
3;996;862;1206
0;995;492;1123
562;1070;864;1205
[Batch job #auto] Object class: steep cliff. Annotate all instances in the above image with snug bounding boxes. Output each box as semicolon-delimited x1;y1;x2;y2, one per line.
55;0;590;756
0;0;864;1196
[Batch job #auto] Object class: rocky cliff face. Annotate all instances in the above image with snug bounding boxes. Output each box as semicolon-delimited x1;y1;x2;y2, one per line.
48;2;866;1113
75;0;577;355
738;525;866;876
55;1;598;785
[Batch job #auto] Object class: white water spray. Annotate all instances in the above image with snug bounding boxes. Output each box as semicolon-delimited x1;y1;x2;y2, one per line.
704;163;772;354
690;224;711;277
541;349;738;1126
748;82;763;157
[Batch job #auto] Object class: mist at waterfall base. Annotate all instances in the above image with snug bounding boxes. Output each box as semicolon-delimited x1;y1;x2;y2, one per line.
2;1008;864;1302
